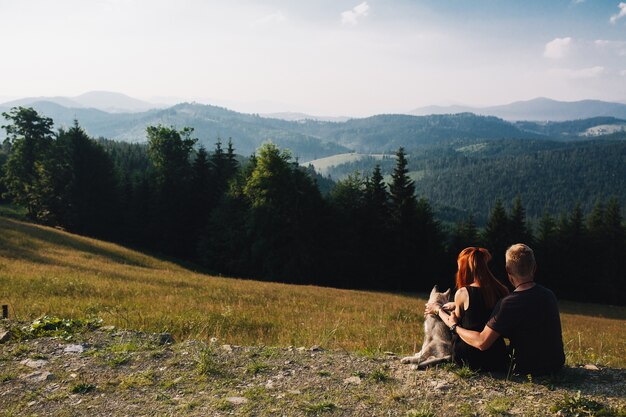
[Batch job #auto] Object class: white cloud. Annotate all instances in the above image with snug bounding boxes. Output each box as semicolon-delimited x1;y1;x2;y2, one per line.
341;2;370;25
550;66;605;79
256;11;287;26
594;39;626;55
610;2;626;24
572;0;586;4
544;37;572;59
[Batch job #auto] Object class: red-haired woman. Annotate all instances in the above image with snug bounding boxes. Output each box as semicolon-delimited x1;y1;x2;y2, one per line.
427;247;509;371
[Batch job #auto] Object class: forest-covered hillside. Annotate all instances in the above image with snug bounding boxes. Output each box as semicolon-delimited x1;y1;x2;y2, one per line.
3;101;625;161
315;138;626;224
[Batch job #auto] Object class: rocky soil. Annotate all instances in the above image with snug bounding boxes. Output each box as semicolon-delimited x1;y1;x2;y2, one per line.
1;320;624;417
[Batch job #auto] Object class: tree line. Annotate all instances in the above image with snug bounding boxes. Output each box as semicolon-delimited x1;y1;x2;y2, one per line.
1;107;624;304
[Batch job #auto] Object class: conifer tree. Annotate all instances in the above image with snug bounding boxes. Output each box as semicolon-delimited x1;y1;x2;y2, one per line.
389;147;416;226
364;164;389;220
509;195;531;245
482;199;509;280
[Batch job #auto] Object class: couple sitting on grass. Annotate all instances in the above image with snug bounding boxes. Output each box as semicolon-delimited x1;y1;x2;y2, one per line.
416;243;565;376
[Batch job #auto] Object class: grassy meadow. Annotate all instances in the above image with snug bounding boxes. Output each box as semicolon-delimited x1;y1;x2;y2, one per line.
1;216;625;367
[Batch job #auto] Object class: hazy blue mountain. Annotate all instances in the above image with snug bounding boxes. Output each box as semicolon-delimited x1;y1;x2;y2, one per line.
260;112;352;123
0;91;161;113
72;91;161;112
410;97;626;121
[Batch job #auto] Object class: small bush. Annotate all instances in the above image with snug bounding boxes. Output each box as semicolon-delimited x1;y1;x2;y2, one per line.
197;347;223;377
369;368;391;382
70;383;96;394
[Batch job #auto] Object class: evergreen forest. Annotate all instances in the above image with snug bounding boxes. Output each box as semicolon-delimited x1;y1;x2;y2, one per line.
1;107;624;305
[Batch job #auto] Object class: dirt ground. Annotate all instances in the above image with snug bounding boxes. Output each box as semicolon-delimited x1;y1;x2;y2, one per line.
1;321;624;417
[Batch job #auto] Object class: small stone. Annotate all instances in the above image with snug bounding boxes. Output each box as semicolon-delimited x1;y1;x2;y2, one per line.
226;396;248;405
287;390;301;395
310;345;323;352
434;382;450;391
23;371;55;382
384;351;396;356
343;376;362;385
21;359;48;368
99;326;116;332
28;401;37;407
158;333;175;345
222;344;233;353
0;330;10;344
265;380;275;389
583;364;600;371
297;346;306;352
70;373;78;379
210;337;218;344
64;344;84;354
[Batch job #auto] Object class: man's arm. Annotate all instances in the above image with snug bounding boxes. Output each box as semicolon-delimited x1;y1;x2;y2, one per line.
456;325;501;351
442;313;501;351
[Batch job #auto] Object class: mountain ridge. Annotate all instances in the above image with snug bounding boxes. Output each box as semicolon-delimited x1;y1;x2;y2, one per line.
410;97;626;121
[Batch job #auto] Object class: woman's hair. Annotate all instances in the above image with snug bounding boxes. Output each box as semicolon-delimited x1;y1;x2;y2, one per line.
456;247;509;309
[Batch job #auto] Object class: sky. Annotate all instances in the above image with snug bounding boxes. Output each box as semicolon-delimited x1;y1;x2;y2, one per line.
0;0;625;116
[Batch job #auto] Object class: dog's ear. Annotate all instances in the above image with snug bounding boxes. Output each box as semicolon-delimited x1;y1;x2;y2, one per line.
431;285;439;296
443;288;451;300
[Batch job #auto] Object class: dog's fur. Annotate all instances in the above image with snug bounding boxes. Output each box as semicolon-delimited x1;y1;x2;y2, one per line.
401;286;453;368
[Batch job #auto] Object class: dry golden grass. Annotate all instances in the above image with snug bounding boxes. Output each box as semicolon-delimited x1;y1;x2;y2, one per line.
1;216;624;367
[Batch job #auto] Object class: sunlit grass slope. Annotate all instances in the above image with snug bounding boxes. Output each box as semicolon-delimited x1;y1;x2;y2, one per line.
1;216;624;367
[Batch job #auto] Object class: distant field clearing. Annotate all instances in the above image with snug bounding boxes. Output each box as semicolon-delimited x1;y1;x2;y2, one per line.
303;153;388;176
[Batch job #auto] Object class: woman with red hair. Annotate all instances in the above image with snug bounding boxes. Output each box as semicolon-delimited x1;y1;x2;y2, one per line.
428;247;509;371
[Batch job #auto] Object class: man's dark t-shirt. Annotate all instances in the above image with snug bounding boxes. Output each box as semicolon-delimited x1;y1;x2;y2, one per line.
486;284;565;375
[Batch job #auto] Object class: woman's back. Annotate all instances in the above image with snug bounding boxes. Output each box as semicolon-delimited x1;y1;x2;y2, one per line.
453;286;507;371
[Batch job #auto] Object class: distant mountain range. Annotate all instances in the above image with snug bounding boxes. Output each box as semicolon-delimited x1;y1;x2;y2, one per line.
1;91;162;113
410;97;626;121
1;93;625;161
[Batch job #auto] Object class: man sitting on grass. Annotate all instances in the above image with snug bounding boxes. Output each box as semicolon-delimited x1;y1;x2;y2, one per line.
432;243;565;376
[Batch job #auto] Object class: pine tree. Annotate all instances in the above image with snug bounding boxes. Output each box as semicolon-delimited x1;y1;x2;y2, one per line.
482;199;509;281
364;164;388;220
509;195;531;245
55;121;118;235
389;147;416;226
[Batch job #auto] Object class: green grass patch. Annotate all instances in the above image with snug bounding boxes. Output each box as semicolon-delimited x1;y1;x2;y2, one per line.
70;383;96;394
406;405;436;417
119;371;154;389
369;367;391;382
550;391;617;416
197;347;224;377
485;397;512;416
301;400;337;415
245;361;270;375
453;364;480;380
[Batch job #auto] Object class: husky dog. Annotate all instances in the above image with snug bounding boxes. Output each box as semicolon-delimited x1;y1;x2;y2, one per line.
401;286;453;368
